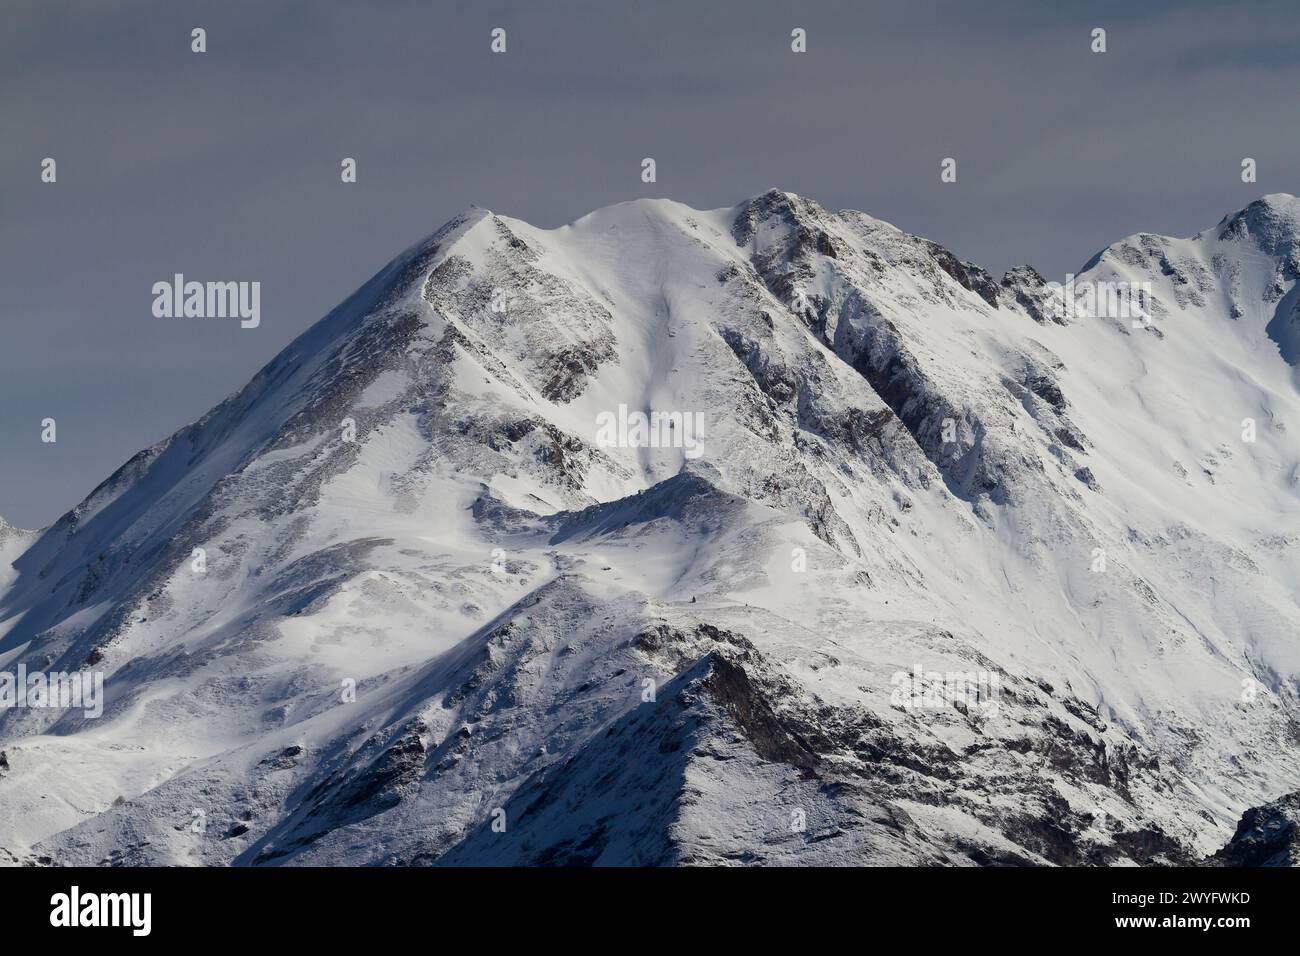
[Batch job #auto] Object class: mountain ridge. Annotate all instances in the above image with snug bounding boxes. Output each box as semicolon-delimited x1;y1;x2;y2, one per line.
2;189;1299;866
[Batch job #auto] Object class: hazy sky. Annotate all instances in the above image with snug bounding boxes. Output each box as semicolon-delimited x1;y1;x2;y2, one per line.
3;0;1299;527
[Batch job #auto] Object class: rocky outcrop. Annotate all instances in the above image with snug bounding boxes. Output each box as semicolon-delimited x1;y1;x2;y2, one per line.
1206;791;1300;867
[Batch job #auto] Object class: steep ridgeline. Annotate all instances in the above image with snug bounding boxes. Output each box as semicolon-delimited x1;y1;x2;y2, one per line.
2;191;1299;866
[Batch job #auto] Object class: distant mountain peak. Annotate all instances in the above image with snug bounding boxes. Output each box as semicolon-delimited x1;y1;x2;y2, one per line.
1217;192;1300;255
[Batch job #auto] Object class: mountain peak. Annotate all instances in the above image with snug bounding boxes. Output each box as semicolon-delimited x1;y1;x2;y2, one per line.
5;189;1300;868
0;515;34;538
1216;192;1300;254
1249;191;1300;213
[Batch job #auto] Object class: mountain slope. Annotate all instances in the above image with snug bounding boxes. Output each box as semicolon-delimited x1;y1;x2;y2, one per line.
2;190;1298;866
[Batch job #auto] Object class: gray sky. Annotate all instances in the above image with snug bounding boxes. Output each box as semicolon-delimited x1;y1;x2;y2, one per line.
3;0;1298;528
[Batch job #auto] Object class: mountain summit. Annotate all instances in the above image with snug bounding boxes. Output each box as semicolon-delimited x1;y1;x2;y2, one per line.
2;190;1299;866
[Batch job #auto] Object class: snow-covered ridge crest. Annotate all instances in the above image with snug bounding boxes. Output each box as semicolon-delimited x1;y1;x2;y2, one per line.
1;190;1298;867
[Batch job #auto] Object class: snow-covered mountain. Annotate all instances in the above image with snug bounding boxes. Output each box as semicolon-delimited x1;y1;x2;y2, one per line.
2;190;1299;866
0;519;36;596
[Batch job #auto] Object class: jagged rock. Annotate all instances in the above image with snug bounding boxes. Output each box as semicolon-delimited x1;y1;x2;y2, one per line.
1206;791;1300;866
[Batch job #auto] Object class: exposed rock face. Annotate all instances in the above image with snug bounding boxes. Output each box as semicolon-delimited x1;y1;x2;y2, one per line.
1206;791;1300;867
2;190;1300;867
